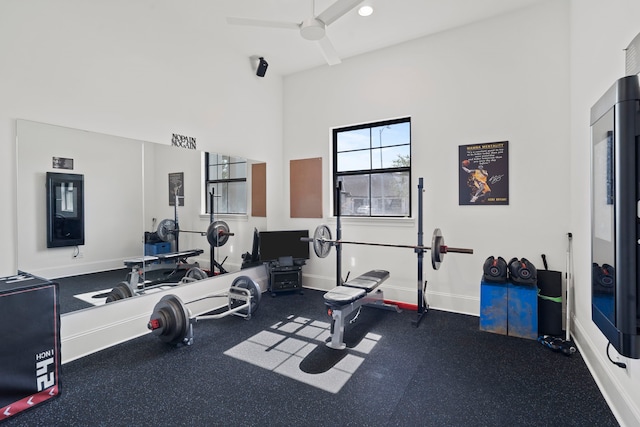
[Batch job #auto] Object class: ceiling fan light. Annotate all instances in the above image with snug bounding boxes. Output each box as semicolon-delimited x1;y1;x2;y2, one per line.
358;5;373;17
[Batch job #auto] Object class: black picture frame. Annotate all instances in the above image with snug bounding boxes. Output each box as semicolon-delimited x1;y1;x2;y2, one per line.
46;172;85;248
169;172;184;206
458;141;509;205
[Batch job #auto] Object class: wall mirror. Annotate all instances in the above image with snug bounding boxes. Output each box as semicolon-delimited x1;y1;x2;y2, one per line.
16;120;267;314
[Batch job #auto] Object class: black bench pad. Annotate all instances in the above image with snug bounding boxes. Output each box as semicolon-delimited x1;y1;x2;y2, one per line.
343;269;390;292
324;287;366;307
323;269;390;308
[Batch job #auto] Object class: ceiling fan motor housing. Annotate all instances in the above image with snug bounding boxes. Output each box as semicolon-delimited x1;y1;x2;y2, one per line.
300;18;326;40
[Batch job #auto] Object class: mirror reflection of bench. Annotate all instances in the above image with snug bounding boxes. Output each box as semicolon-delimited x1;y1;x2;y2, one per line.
104;249;207;301
323;269;401;350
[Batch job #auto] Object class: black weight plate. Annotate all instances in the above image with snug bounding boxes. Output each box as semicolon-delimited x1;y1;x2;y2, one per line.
105;281;134;303
431;228;444;270
157;219;177;242
228;276;261;316
207;220;230;247
184;267;208;281
149;295;191;345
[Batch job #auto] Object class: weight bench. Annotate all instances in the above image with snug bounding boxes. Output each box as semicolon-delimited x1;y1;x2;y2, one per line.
323;269;400;350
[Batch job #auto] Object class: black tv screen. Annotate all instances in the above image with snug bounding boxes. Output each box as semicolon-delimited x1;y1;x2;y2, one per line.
259;230;310;261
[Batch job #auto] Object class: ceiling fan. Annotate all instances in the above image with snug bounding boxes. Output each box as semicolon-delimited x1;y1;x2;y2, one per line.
226;0;365;66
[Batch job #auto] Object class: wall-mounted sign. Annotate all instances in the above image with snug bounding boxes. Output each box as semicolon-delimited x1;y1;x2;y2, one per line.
52;157;73;170
458;141;509;205
171;133;196;150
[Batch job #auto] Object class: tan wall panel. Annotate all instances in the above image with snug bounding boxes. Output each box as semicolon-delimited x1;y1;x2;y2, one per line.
251;163;266;217
290;158;322;218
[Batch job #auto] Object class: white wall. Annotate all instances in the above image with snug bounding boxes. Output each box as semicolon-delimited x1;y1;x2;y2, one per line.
0;0;286;277
569;1;640;425
284;1;571;315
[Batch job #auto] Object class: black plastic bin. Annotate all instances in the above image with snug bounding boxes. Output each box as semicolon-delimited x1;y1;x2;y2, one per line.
537;268;562;336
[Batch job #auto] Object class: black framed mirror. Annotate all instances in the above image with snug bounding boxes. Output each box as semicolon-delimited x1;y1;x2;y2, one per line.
46;172;85;248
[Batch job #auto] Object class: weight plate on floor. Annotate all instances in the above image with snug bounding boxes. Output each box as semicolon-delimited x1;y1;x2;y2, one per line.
431;228;444;270
206;220;230;247
148;295;191;345
157;219;177;242
228;276;261;316
313;224;333;258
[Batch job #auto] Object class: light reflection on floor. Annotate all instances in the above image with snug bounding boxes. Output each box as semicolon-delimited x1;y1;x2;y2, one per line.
224;315;381;393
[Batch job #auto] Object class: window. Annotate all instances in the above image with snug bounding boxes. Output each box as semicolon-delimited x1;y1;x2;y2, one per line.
205;153;247;215
333;117;411;217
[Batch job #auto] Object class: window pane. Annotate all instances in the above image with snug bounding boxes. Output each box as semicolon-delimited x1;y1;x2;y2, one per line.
372;145;411;169
338;174;370;216
207;182;227;214
337;150;371;172
207;153;219;167
229;162;247;179
215;183;229;214
227;181;247;214
219;162;230;180
374;122;411;147
205;182;215;213
371;172;410;216
337;128;371;152
387;145;411;167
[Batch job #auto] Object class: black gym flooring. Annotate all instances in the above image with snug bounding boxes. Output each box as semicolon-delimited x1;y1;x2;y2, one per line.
7;272;619;426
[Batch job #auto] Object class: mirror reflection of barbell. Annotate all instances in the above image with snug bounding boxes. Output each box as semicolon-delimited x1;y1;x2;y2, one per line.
302;225;473;270
156;219;234;247
104;266;209;303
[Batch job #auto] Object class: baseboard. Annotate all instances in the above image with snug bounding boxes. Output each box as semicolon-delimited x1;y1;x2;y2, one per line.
571;317;640;427
302;273;479;316
28;259;125;279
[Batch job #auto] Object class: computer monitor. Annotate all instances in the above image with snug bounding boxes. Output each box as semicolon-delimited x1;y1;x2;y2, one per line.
258;230;310;262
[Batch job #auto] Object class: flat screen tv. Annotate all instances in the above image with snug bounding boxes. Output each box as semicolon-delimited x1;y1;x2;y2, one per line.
259;230;310;262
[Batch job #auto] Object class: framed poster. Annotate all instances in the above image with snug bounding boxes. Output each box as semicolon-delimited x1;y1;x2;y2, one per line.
458;141;509;205
169;172;184;206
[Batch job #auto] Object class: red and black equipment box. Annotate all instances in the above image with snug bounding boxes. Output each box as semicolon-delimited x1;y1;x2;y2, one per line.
0;272;61;421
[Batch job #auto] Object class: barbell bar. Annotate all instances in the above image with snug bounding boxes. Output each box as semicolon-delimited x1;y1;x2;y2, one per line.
302;225;473;270
156;218;234;248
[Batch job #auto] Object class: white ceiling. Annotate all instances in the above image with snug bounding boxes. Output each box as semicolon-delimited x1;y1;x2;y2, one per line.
213;0;546;75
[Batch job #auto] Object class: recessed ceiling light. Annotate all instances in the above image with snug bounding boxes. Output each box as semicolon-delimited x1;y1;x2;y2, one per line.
358;5;373;17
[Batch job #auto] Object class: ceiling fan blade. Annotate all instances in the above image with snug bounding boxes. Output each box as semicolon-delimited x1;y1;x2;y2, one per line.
316;0;365;26
226;17;300;30
317;36;341;66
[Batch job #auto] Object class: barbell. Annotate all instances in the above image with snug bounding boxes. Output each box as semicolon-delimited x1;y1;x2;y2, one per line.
156;219;234;248
303;225;473;270
147;276;261;346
